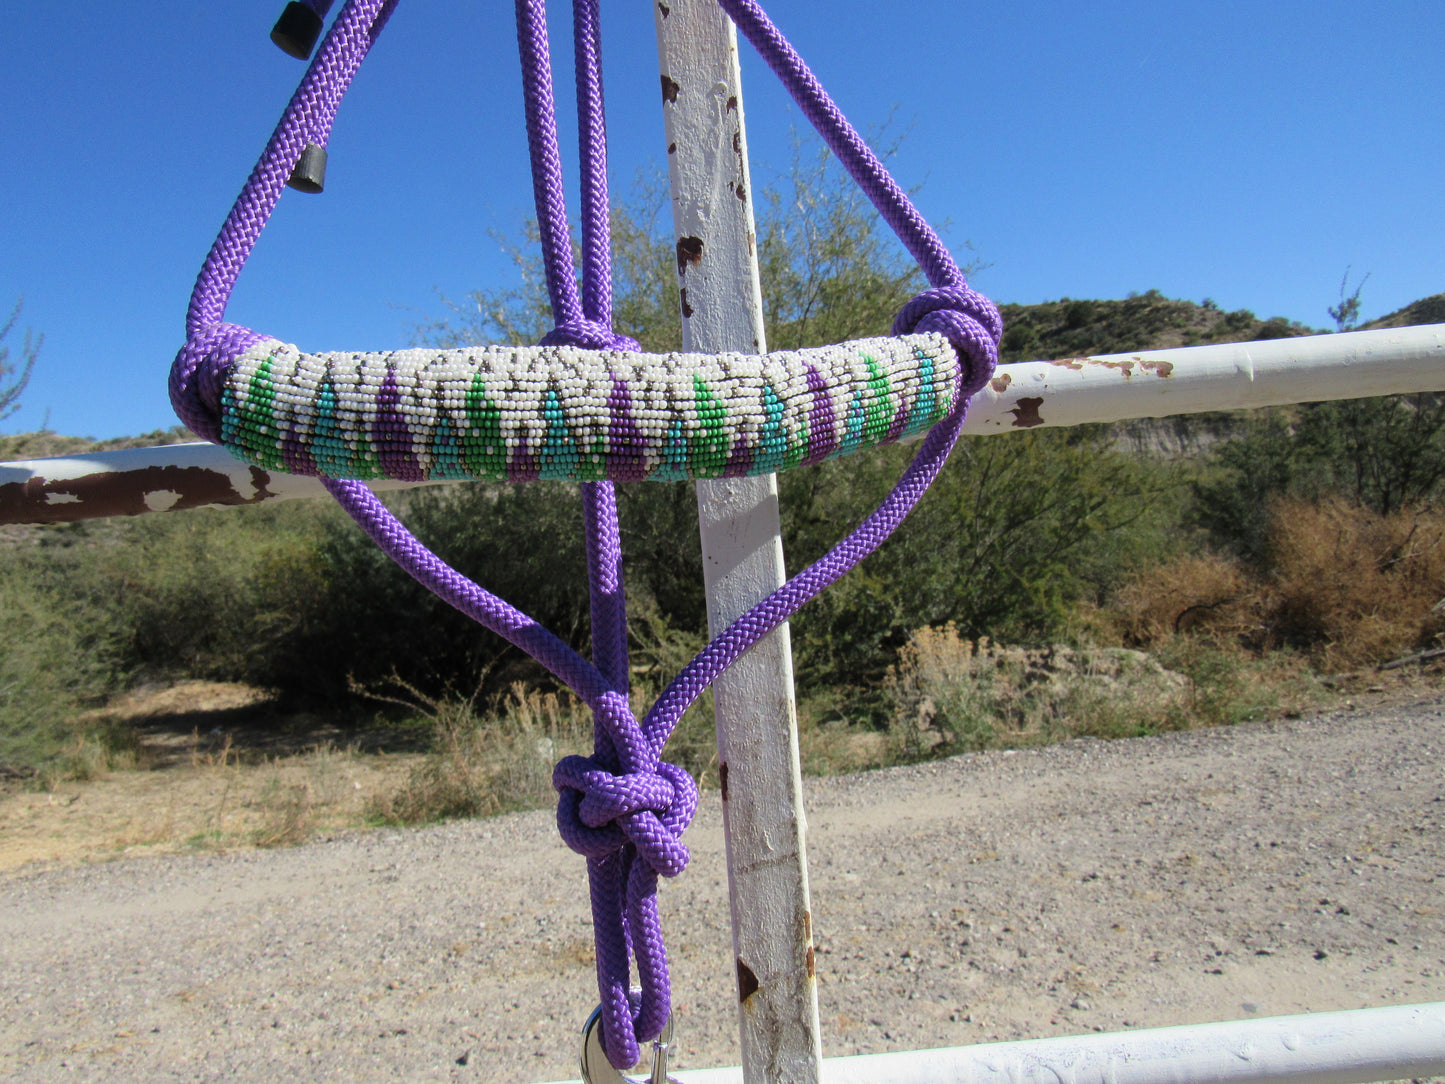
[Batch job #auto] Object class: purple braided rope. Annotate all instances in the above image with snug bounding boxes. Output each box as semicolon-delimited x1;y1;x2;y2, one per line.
515;0;583;330
572;0;614;327
513;0;682;1063
716;0;957;290
186;0;396;337
174;0;999;1069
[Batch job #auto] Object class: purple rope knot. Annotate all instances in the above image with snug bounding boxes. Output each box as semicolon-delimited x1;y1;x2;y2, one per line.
540;319;642;353
169;323;271;443
893;285;1003;400
554;755;697;878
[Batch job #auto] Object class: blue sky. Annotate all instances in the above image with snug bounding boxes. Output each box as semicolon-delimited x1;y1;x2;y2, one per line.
3;1;1441;441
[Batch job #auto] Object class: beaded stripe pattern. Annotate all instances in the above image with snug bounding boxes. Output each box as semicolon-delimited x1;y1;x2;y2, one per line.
218;332;960;482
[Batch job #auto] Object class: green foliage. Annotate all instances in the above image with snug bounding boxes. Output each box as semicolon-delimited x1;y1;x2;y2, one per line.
0;299;41;426
1328;267;1370;332
1194;394;1445;560
779;427;1184;703
415;129;981;358
0;555;114;774
997;290;1316;364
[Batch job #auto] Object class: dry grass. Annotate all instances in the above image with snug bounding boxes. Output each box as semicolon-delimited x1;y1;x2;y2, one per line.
883;624;1196;757
366;683;592;826
1111;497;1445;673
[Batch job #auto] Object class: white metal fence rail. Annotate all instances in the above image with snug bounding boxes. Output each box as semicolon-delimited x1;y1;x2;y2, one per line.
4;322;1443;526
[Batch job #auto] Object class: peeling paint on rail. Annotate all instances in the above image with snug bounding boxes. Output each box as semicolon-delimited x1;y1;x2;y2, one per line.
0;463;274;524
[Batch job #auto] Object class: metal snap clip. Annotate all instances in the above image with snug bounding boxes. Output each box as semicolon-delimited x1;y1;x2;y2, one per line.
579;1005;678;1084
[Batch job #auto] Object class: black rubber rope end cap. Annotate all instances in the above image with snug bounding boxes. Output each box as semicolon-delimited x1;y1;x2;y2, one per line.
287;143;327;194
271;2;324;60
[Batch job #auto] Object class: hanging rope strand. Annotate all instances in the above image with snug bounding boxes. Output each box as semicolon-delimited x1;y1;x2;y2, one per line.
573;0;615;327
187;0;397;336
515;0;584;329
715;0;959;290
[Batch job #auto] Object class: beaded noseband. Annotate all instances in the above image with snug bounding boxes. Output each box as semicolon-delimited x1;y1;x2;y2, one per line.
206;335;959;483
172;0;1000;1069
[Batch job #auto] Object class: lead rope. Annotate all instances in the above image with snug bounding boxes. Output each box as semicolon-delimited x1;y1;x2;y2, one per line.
173;0;1000;1069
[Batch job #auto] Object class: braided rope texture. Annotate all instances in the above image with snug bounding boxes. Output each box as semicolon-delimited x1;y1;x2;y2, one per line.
215;332;960;483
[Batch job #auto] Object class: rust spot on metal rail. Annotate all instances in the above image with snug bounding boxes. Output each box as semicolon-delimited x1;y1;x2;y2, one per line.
0;464;274;525
660;74;680;103
676;235;704;275
737;958;759;1002
679;288;694;318
1047;355;1173;378
719;761;728;801
805;945;815;978
1009;397;1045;428
726;95;738;112
990;372;1012;394
657;0;670;16
667;141;676;155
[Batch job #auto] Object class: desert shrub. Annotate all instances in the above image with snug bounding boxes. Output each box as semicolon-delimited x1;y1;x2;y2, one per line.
1111;497;1445;673
1266;497;1445;670
885;625;1001;755
783;427;1184;699
0;542;121;774
38;503;339;690
1110;552;1266;649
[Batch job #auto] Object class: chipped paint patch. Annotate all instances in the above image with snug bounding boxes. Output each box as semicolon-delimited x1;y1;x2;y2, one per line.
719;761;729;801
675;235;704;274
1142;360;1175;377
990;371;1013;394
1049;358;1086;370
1009;397;1045;428
660;74;680;103
737;958;759;1002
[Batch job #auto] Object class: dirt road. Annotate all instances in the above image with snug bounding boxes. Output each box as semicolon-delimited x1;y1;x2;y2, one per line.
3;697;1444;1082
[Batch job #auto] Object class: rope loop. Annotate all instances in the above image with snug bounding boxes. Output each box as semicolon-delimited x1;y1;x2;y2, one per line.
892;286;1003;400
540;318;642;353
170;323;270;443
554;755;697;879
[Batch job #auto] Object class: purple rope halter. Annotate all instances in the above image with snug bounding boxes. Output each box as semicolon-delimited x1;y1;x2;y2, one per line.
173;0;999;1068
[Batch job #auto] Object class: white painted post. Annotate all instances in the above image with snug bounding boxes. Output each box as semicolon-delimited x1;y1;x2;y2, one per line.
652;2;823;1082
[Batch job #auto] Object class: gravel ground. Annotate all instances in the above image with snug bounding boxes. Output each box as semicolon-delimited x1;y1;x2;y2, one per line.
3;697;1444;1083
